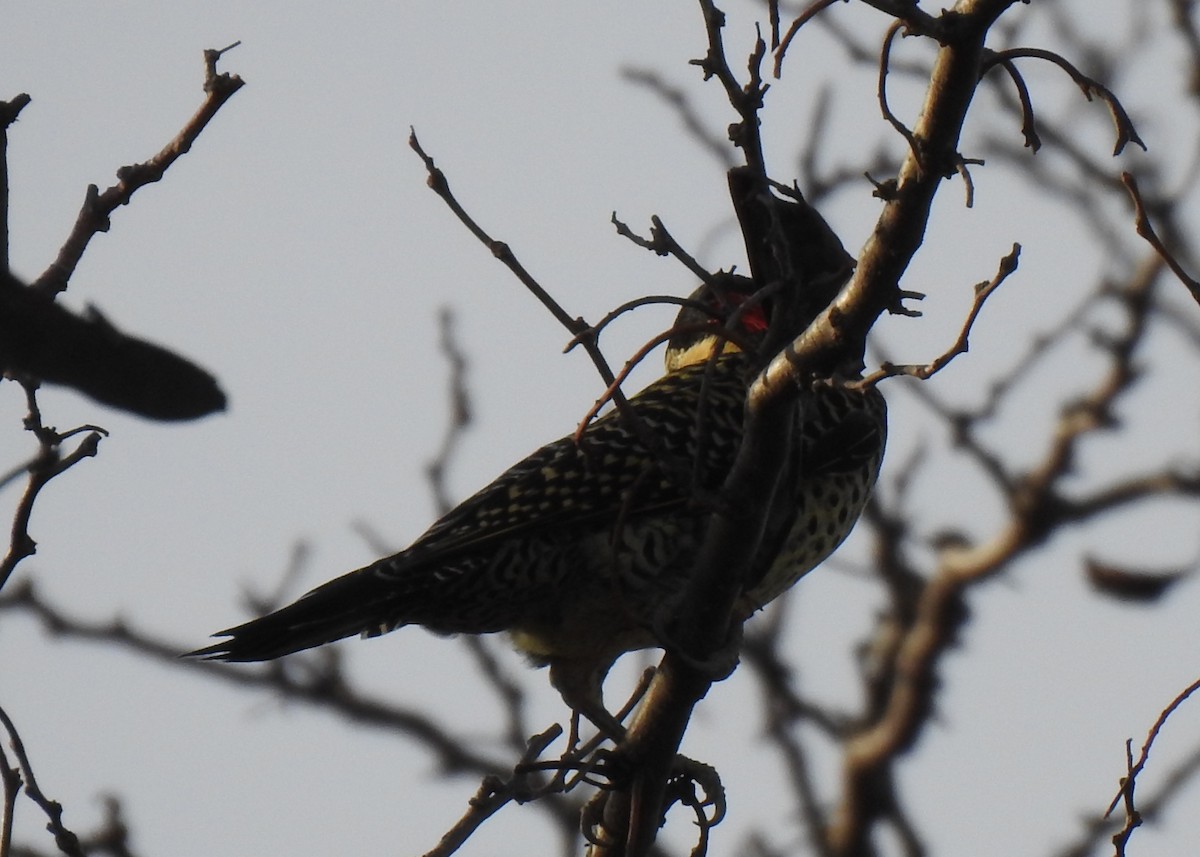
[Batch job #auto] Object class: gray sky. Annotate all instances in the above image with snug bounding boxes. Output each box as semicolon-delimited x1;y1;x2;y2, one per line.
4;2;1200;856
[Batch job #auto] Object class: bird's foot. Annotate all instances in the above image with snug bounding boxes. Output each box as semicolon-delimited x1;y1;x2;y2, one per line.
577;752;726;846
665;754;727;830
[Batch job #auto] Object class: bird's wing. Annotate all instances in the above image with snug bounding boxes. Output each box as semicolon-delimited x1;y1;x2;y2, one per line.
393;357;749;570
186;357;751;661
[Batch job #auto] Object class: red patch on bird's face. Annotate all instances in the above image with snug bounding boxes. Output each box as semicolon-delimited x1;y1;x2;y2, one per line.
723;292;768;333
739;303;768;333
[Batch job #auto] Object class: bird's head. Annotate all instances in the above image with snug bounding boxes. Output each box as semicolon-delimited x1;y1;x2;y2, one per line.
663;276;769;373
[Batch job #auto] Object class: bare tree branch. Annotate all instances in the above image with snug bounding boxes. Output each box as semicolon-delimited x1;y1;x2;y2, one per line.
0;703;84;857
32;45;244;297
0;383;105;593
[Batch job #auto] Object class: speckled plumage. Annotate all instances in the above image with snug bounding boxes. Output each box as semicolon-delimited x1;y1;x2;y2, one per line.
191;294;885;730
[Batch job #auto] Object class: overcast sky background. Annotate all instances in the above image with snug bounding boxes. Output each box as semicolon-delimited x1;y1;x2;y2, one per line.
4;2;1200;856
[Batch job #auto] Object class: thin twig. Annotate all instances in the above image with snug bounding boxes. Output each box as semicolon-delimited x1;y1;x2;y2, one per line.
407;129;715;523
3;579;509;776
425;307;473;517
878;21;922;171
0;742;19;857
691;0;769;175
0;383;106;593
0;94;33;272
32;44;245;296
773;0;842;78
0;703;84;857
618;69;736;169
860;244;1020;386
983;46;1146;156
1121;171;1200;306
610;213;719;284
562;294;695;354
406;130;641;411
989;56;1042;151
421;726;564;857
1106;675;1200;819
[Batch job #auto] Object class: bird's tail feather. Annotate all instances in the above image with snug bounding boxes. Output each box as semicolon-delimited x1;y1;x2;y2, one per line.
186;568;398;662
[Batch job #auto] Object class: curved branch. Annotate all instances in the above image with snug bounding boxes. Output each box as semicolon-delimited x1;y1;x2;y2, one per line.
983;46;1146;156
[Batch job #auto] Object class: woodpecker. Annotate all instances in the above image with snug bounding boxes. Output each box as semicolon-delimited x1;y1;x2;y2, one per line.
190;280;886;733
